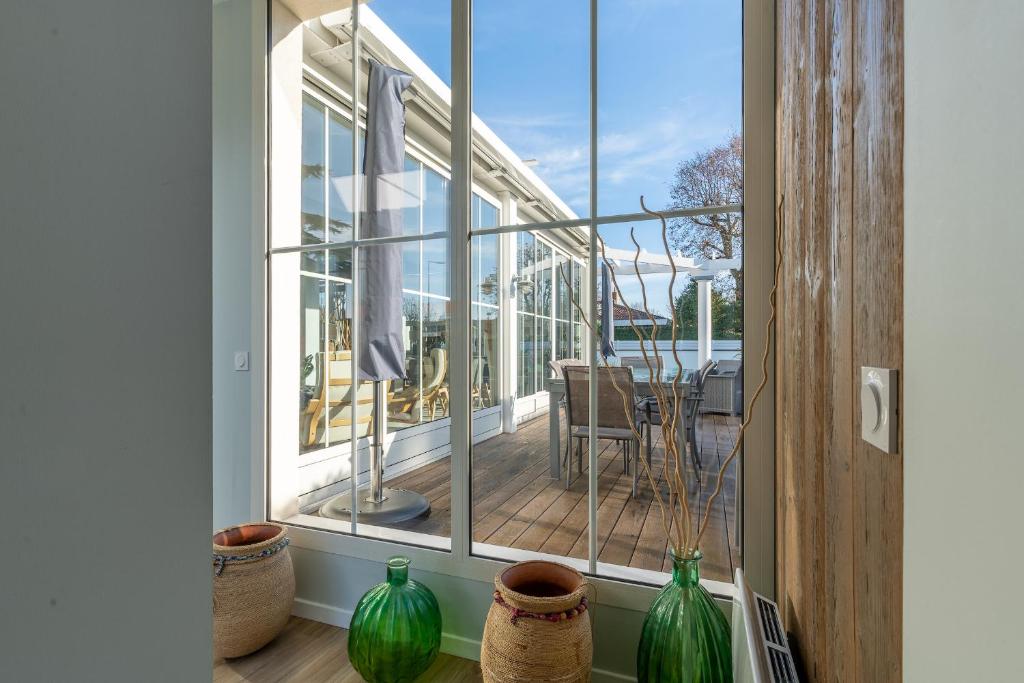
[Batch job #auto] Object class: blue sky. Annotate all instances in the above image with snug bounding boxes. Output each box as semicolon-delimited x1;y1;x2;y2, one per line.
372;0;741;313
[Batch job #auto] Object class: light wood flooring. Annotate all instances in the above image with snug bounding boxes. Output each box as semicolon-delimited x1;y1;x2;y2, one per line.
214;617;481;682
381;412;741;583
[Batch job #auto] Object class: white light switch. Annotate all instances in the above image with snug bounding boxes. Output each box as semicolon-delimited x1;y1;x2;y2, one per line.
861;367;897;453
234;351;250;372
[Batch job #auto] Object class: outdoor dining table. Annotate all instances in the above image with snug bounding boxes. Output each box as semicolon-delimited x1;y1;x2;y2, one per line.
546;367;697;479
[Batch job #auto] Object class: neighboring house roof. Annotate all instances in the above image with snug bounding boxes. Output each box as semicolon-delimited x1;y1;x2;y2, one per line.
601;299;670;327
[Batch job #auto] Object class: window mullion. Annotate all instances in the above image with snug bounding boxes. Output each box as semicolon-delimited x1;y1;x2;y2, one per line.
322;104;331;452
587;0;598;576
449;0;472;562
347;0;362;534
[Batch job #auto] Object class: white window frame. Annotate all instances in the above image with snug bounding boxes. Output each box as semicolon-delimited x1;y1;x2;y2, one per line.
259;0;776;610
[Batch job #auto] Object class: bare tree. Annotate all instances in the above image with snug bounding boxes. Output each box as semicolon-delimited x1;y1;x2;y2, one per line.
668;133;742;297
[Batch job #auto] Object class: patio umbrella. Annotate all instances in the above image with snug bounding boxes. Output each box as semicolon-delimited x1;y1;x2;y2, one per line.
321;60;429;524
600;262;617;360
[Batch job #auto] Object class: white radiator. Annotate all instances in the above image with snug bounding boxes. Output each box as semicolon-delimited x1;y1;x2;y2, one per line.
732;569;800;683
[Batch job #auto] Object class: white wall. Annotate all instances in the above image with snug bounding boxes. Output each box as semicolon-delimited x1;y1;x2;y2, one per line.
0;2;212;681
290;549;647;682
214;0;264;531
904;3;1024;681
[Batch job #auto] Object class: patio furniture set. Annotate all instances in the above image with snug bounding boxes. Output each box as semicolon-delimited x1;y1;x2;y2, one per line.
548;359;721;497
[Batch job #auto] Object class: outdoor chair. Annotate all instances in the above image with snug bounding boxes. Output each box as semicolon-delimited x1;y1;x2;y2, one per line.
563;365;644;497
303;348;380;445
635;359;717;483
388;347;448;421
548;357;588;464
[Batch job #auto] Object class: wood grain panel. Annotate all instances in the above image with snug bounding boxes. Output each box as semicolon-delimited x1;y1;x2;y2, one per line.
851;0;903;680
776;0;902;680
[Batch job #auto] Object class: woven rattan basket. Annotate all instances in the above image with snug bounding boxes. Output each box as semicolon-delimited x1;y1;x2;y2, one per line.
213;523;294;659
481;561;592;682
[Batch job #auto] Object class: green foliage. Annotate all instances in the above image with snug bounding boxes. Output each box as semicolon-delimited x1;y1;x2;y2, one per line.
610;279;741;341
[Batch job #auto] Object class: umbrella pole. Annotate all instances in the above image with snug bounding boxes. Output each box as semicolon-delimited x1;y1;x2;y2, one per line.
319;378;430;524
369;380;385;504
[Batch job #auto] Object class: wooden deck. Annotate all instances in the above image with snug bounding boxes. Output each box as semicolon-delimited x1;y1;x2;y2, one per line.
383;412;742;583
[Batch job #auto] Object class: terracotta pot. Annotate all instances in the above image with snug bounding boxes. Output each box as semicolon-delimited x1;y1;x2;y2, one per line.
213;523;295;659
481;561;592;683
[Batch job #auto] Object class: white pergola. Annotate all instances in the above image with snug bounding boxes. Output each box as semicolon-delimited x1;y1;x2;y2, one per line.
601;247;740;368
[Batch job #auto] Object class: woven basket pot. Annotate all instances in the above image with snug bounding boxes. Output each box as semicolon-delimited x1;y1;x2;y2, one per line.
213;523;295;659
481;561;592;683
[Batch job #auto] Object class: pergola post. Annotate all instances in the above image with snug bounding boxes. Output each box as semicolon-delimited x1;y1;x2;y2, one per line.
694;275;714;368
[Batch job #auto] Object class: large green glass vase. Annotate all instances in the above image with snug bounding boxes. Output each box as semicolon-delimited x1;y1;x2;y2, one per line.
636;551;732;682
348;557;442;683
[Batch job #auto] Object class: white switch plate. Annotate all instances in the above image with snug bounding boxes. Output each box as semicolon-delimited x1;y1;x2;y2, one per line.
234;351;250;372
861;367;897;453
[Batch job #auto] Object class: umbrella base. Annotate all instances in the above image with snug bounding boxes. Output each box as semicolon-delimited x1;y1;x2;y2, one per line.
319;488;431;524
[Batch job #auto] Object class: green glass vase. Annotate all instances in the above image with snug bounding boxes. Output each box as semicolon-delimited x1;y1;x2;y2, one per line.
636;551;732;682
348;557;442;683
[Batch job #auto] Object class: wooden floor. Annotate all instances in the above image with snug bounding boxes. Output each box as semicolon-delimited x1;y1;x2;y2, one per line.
383;412;741;583
214;617;481;682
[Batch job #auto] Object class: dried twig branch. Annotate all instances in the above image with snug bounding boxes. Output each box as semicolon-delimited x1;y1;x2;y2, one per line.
692;195;783;550
555;194;783;561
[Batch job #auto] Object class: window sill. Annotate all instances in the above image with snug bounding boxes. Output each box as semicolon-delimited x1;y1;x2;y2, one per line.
282;514;736;615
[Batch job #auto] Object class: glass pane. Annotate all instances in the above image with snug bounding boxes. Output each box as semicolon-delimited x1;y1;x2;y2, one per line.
388;293;422;431
517;232;535;313
330;124;363;279
471;196;482;302
555;252;570;321
517;315;534;398
325;279;361;447
328;110;355;243
476;233;499;306
278;2;457;548
571;260;582;325
402;156;421;291
537;315;551;392
402;241;421;292
423;167;450;234
479;306;498;409
536;241;553;318
302;95;326;246
597;0;741;216
473;0;591;217
556;320;571;361
421;296;450;422
403;156;422;236
422;238;449;297
480;198;498;229
472;304;499;411
328;248;352;280
299;275;326;453
595;217;742;584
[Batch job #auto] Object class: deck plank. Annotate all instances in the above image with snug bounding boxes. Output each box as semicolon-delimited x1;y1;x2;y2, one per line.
316;412;739;583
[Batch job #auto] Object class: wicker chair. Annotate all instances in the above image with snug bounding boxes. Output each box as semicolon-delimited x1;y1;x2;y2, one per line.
563;365;643;497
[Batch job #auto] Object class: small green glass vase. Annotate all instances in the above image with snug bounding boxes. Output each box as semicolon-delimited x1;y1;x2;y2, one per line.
348;557;442;683
636;551;732;682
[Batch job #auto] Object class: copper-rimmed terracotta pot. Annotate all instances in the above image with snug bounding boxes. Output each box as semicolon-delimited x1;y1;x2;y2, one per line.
213;522;294;659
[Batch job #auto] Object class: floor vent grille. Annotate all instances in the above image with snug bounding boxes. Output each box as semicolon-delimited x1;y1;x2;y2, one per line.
756;594;799;683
